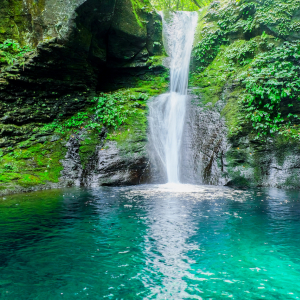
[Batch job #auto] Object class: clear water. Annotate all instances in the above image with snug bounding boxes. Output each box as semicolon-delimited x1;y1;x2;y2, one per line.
149;12;198;183
1;185;300;299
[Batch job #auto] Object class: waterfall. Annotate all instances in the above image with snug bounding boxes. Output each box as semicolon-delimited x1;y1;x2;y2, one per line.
149;11;198;183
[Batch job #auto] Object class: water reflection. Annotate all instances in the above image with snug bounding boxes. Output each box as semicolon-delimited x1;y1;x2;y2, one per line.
143;186;196;298
0;186;300;299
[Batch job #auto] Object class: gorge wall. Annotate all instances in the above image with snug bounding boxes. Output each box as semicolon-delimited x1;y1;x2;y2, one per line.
189;0;300;189
0;0;167;195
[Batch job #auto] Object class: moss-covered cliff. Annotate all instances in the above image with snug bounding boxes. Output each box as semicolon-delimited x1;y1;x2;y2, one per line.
190;0;300;189
0;0;167;195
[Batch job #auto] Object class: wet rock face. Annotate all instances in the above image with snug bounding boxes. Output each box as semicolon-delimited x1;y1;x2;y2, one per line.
180;93;228;186
169;90;300;190
265;154;300;189
108;0;147;64
81;141;147;186
60;135;83;187
60;128;148;187
225;136;300;189
185;89;300;190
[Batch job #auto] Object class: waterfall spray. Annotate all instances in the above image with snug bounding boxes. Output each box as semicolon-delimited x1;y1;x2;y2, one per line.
149;11;198;183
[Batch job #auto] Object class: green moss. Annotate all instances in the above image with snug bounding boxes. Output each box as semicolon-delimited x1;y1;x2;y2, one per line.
221;88;244;132
0;0;23;43
191;33;280;138
193;8;210;46
108;105;147;145
147;55;166;69
103;72;168;154
79;131;99;168
190;46;232;105
133;70;169;96
0;141;66;190
0;0;41;46
130;0;151;28
69;71;167;168
105;91;148;155
0;64;168;192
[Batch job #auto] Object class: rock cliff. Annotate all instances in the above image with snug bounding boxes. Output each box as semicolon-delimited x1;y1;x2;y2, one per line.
0;0;167;195
190;0;300;189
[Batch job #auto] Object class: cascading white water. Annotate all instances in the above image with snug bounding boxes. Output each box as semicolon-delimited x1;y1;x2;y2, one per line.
149;11;198;183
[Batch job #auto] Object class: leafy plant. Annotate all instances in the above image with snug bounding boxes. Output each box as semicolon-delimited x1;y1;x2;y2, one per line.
193;30;228;72
150;0;212;11
0;39;32;67
224;39;258;66
239;42;300;139
93;93;129;129
41;91;147;134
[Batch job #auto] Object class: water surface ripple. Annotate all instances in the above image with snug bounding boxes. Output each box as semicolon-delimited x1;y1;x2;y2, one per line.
0;185;300;299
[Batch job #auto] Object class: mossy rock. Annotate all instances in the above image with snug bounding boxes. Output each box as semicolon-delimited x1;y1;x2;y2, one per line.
0;141;66;191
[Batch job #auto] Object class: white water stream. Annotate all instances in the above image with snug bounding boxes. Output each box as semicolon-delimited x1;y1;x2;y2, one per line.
149;11;198;183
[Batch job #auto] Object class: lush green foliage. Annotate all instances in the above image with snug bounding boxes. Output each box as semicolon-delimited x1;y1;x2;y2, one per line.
0;39;32;67
193;0;300;69
193;30;227;72
192;0;300;139
41;91;149;134
193;1;261;70
150;0;210;11
94;93;138;130
193;39;300;140
240;42;300;138
255;0;300;36
214;0;300;37
224;39;257;66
